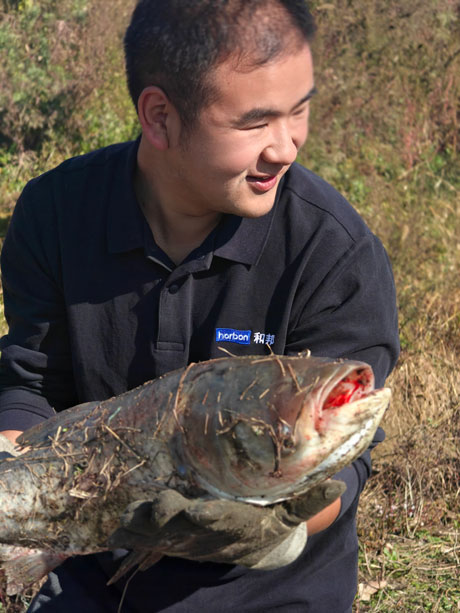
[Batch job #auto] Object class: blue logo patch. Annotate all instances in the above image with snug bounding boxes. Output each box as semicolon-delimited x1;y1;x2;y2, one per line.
216;328;251;345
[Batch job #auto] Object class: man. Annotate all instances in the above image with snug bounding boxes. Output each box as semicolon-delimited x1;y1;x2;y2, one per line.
0;0;399;611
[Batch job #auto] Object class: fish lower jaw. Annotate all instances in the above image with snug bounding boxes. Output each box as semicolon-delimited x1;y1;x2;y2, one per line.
297;415;377;485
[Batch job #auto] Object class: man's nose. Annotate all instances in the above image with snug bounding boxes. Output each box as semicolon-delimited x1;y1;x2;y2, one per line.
261;123;300;166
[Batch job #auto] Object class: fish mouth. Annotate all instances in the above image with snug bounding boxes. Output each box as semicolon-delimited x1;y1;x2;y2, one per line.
294;362;375;438
239;386;391;506
288;387;391;495
305;362;376;436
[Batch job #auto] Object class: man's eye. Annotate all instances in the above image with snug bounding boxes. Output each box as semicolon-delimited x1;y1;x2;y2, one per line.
245;123;267;130
293;106;308;117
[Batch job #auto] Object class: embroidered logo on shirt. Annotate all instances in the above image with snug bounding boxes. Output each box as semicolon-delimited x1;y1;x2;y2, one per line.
215;329;276;346
215;328;251;345
253;332;275;345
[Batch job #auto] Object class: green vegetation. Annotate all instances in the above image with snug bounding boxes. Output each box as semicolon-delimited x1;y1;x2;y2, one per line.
0;0;459;611
356;531;459;611
0;0;138;246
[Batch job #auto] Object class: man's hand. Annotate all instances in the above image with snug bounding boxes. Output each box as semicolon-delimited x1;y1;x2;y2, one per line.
0;432;21;461
109;480;346;570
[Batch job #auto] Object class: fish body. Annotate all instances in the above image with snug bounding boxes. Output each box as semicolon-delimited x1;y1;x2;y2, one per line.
0;354;390;592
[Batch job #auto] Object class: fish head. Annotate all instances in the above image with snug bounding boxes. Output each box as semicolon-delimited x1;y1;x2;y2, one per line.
172;355;390;505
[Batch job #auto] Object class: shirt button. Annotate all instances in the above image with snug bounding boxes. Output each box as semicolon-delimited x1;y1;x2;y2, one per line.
169;284;180;294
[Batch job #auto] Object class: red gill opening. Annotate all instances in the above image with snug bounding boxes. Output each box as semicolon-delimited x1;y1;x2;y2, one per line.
313;368;373;434
323;377;366;409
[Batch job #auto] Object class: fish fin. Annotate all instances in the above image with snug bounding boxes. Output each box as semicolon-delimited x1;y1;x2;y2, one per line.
0;544;67;595
107;550;163;586
17;401;99;449
137;551;163;571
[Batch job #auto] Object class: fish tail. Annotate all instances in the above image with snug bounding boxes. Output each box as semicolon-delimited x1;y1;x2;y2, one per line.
0;544;67;595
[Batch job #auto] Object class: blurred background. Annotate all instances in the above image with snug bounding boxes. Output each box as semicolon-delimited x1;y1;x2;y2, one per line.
0;0;459;610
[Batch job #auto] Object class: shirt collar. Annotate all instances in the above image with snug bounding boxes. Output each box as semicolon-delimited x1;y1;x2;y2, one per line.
107;138;280;267
212;209;275;266
212;177;283;266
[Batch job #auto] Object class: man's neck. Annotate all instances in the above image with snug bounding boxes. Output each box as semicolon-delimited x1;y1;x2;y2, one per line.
140;197;221;266
135;140;221;266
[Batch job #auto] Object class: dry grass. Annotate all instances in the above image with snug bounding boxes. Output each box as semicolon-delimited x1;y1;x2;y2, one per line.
353;340;460;610
306;1;460;609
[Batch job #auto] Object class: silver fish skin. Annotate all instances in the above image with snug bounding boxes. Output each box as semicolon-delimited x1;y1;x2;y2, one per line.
0;354;390;592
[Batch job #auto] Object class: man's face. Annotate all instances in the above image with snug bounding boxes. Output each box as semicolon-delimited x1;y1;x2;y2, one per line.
168;43;315;218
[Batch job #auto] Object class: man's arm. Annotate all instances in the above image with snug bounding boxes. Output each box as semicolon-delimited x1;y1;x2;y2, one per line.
287;233;399;524
306;497;341;535
0;430;23;444
0;182;77;434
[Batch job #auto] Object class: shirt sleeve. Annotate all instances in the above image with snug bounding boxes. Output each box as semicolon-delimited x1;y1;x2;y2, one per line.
0;184;78;431
286;232;400;517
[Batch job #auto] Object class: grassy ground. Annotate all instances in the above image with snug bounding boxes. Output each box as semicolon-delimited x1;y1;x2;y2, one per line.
0;0;459;611
307;2;460;609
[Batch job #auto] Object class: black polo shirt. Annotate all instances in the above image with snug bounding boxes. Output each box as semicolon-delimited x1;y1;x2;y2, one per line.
0;140;399;612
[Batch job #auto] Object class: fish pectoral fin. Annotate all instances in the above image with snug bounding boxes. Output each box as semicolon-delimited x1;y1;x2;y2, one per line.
0;545;67;595
106;550;163;586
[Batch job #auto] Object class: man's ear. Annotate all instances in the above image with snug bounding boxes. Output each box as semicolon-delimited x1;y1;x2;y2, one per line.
137;86;175;151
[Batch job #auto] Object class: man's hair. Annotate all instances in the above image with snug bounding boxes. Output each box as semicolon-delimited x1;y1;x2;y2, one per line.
124;0;315;132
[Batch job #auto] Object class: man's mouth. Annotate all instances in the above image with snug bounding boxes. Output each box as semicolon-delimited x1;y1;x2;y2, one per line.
246;174;278;192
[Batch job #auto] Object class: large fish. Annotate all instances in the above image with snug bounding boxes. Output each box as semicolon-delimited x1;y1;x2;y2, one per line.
0;354;390;594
